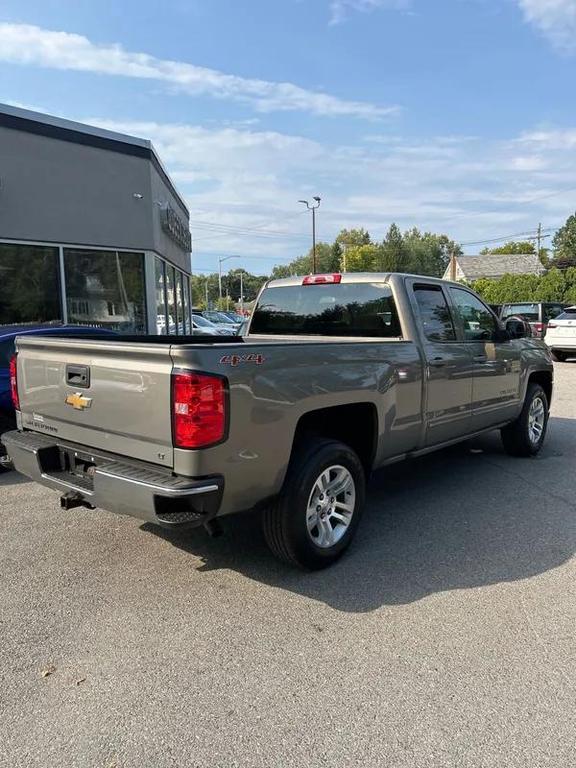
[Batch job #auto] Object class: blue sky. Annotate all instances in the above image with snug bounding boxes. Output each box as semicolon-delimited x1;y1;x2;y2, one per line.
1;0;576;275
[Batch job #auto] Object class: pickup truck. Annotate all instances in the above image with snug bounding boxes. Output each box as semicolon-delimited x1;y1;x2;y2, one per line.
2;273;553;569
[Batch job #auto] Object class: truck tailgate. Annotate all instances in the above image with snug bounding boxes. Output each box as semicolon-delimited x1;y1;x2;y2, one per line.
16;337;175;468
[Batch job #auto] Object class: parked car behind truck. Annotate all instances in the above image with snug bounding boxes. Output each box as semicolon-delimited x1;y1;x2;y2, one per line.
3;274;553;568
497;302;565;338
544;306;576;361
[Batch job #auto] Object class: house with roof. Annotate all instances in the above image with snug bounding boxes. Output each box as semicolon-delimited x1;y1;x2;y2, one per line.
443;253;546;282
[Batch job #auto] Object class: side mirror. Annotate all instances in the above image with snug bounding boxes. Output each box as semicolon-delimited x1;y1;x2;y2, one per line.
505;318;528;340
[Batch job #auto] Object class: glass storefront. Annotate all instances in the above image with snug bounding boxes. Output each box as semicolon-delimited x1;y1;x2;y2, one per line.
165;264;176;334
1;242;190;335
156;257;191;335
0;244;61;325
155;258;168;335
176;273;184;334
183;274;190;334
64;249;146;333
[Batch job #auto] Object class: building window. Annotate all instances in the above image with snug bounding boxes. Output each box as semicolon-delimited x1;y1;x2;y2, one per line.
0;243;61;325
183;274;191;334
166;264;176;335
64;249;146;333
176;271;185;334
155;257;168;335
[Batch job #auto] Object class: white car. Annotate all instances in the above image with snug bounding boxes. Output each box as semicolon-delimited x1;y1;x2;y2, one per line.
544;306;576;362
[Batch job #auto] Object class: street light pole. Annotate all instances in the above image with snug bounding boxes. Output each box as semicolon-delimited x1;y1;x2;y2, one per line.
218;255;240;300
298;196;321;274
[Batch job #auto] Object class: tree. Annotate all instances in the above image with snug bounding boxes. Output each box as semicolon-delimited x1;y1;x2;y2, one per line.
335;228;371;247
270;264;292;280
562;267;576;304
534;268;565;301
344;243;381;272
480;241;535;256
403;229;461;277
226;269;267;303
552;212;576;269
380;223;408;272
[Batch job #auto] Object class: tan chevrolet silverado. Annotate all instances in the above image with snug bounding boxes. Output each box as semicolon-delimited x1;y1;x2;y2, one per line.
2;273;553;569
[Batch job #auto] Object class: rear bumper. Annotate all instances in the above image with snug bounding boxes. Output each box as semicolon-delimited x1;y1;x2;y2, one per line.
1;430;224;528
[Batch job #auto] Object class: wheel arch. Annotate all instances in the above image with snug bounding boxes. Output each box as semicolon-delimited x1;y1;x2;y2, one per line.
290;402;378;476
527;369;553;405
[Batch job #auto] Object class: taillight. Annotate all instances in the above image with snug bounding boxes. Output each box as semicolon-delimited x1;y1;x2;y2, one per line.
9;354;19;410
547;322;557;329
534;322;544;334
172;371;226;449
302;273;342;285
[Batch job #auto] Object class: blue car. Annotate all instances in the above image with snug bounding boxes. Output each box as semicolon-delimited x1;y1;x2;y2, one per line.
0;324;117;451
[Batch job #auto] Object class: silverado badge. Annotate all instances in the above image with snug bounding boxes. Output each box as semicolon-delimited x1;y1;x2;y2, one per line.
65;392;92;410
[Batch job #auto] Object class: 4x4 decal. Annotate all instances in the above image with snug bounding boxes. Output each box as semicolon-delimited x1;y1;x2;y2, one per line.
219;353;265;367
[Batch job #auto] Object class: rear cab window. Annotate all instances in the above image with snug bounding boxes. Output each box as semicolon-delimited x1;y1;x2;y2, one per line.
250;282;402;337
413;285;456;342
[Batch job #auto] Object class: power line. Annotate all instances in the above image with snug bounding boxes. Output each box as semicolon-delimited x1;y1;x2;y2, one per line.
460;226;557;248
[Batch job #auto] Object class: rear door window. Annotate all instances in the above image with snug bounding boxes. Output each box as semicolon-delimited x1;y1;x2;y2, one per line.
413;285;456;342
250;282;402;337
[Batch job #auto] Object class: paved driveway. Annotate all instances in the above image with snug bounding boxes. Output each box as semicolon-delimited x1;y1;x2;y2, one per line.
1;364;575;767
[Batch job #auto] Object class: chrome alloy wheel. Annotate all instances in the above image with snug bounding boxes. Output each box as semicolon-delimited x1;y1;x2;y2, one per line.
305;465;356;549
528;396;546;445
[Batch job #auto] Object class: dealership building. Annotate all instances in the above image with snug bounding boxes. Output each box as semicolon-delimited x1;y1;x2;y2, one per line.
0;103;192;334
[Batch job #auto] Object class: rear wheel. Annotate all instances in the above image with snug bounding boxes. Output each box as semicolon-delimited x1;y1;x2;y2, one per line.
551;350;567;362
262;438;366;570
501;383;549;457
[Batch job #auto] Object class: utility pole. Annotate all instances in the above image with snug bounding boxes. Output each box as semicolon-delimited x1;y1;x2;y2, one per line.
205;277;209;308
450;246;457;281
536;222;542;260
239;270;244;312
218;255;240;300
298;196;321;273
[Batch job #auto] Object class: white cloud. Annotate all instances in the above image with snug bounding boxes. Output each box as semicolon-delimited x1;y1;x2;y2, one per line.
0;22;398;119
516;128;576;149
517;0;576;52
79;116;576;265
329;0;412;25
9;104;575;266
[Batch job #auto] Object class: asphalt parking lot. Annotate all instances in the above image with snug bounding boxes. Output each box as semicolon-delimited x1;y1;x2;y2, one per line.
1;364;575;768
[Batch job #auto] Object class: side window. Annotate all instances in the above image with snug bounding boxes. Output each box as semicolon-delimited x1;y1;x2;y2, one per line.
413;285;456;342
450;288;497;341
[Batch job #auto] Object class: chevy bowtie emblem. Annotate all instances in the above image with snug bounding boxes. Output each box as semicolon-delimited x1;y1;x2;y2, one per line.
65;392;92;410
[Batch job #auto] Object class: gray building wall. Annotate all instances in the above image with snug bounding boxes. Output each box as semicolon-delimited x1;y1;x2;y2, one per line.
0;105;190;273
149;161;191;271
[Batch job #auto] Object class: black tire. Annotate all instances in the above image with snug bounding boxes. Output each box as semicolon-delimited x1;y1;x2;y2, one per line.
551;350;567;362
501;383;549;457
262;438;366;570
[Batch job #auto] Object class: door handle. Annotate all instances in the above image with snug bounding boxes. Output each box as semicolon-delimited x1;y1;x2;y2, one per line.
429;357;446;367
473;355;487;363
